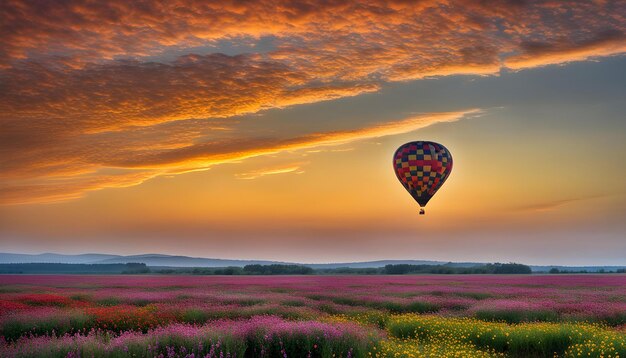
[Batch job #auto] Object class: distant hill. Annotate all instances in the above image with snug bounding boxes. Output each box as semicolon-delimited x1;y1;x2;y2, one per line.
0;252;623;272
0;252;286;267
0;253;120;264
97;254;286;267
0;253;469;268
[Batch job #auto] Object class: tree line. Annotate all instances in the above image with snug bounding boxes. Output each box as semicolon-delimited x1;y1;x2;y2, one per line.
153;263;533;275
382;263;532;274
154;263;533;275
0;262;540;275
0;263;149;274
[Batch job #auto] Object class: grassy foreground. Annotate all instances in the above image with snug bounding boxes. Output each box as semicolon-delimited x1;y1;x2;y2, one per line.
371;314;626;358
3;313;624;357
1;275;624;357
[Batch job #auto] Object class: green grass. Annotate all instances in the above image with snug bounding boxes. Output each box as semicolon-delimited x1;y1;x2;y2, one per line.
180;308;211;323
69;293;92;301
3;321;376;358
96;297;121;306
325;296;441;314
1;310;92;341
384;314;626;358
454;291;493;300
474;309;560;323
282;299;306;307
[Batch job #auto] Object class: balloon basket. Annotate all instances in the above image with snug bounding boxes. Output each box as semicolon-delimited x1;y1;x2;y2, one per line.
419;208;425;215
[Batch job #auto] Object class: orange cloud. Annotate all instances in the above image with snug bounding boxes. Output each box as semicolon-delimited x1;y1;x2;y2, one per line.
0;170;158;205
235;164;307;180
0;110;478;204
103;110;480;169
2;2;623;130
2;1;623;72
2;2;622;130
2;1;624;204
505;30;626;70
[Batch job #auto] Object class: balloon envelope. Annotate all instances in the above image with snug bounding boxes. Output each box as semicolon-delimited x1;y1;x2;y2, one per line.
393;141;453;209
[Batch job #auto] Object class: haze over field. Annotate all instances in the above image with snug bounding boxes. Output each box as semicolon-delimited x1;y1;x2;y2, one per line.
0;252;624;273
1;1;625;265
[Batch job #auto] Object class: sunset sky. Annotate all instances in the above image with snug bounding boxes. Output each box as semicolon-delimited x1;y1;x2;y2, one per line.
1;1;625;265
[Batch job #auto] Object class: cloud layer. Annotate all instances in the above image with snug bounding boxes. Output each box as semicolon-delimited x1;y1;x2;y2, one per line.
1;0;624;204
0;109;477;204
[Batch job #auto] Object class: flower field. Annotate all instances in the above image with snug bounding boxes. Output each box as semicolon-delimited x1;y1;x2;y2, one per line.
0;274;624;357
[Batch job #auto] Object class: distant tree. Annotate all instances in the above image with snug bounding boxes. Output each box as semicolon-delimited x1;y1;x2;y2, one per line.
384;264;435;274
214;267;243;275
121;263;150;274
383;263;534;275
0;262;150;274
492;263;532;274
319;267;381;274
549;268;560;274
156;269;177;274
384;264;410;274
243;264;313;275
243;264;263;274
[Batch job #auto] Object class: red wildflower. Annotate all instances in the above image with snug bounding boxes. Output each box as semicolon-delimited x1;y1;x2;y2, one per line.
17;294;72;307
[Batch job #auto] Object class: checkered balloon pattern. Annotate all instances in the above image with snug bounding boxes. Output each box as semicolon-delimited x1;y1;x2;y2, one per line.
393;141;453;207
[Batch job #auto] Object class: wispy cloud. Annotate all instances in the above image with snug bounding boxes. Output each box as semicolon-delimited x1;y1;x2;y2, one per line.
104;110;481;169
505;30;626;70
512;196;606;213
235;163;306;180
0;170;158;205
0;110;478;204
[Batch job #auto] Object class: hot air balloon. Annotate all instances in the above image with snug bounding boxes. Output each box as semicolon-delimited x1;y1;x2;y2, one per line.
393;141;453;215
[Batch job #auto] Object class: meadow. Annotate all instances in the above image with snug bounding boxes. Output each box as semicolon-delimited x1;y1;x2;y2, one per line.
0;274;624;357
